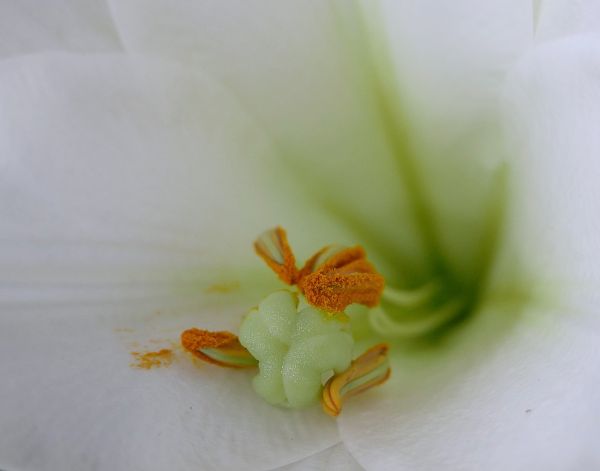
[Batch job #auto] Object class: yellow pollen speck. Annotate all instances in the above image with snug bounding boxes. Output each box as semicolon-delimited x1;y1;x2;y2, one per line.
204;281;241;294
130;349;174;369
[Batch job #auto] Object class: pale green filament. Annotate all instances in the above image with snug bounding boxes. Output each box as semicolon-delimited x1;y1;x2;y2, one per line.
369;281;468;338
239;290;354;408
370;295;466;338
381;280;440;307
199;349;258;367
339;360;390;397
367;164;510;340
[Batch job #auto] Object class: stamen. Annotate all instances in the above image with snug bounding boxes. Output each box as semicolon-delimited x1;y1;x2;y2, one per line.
369;296;466;338
179;229;389;415
254;227;299;285
300;246;384;312
312;246;370;272
322;343;390;417
181;328;258;368
300;271;385;313
381;280;441;307
296;244;344;279
254;228;385;313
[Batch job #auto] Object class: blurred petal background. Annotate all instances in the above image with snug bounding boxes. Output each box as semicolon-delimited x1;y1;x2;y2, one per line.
1;1;599;470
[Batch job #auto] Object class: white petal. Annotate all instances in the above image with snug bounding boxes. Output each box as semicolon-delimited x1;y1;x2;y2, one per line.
0;52;308;307
0;0;121;58
357;0;534;280
0;51;404;307
275;443;363;471
339;304;600;471
536;0;600;41
106;1;533;281
503;33;600;330
339;34;600;471
366;0;532;142
106;0;435;278
0;304;340;471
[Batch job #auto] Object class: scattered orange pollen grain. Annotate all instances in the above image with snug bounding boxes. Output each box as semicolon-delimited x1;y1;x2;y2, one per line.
130;349;173;370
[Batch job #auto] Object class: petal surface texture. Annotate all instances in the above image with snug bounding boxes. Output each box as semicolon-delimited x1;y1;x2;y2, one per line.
0;52;297;308
0;304;339;470
0;53;341;470
105;0;430;279
536;0;600;40
358;0;533;280
107;0;534;285
2;1;597;470
277;443;363;471
0;0;121;58
338;35;600;471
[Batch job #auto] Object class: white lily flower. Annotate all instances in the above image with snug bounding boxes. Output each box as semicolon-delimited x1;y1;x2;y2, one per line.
1;1;599;470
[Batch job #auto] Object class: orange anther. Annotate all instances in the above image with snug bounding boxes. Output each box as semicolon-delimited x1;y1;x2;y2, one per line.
300;271;385;313
181;328;257;369
254;228;385;313
322;343;391;417
254;227;299;285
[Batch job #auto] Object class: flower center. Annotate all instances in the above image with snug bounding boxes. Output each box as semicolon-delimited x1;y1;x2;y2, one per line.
180;227;391;416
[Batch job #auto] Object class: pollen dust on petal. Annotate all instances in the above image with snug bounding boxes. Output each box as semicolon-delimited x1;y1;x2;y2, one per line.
114;327;134;333
130;348;174;370
204;281;241;294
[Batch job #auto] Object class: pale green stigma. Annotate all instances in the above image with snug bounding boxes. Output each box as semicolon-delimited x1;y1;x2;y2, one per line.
238;290;354;408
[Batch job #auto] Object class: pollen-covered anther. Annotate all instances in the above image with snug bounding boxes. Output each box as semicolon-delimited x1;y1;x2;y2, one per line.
300;271;385;313
310;246;372;273
254;227;385;312
322;343;391;417
299;246;385;312
180;328;258;368
254;226;299;285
